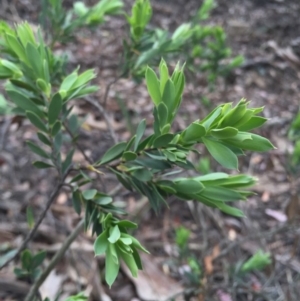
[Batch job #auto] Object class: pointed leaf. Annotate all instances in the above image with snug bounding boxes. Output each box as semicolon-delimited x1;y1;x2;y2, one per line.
94;230;108;256
48;93;62;125
26;141;50;158
98;142;127;165
203;138;238;169
134;119;146;151
26;111;48;133
108;225;121;244
32;161;54;169
145;67;161;106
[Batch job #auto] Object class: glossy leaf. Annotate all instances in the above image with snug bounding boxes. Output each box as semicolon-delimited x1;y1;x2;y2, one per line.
32;161;54;169
105;244;120;287
123;151;137;161
174;179;204;194
7;90;43;118
227;133;275;152
134;119;146;151
145;67;161;106
51;121;61;136
203;138;238;169
37;132;51;146
26;141;50;158
108;225;121;244
82;189;97;200
153;133;174;148
94;230;109;256
238;116;268;132
132;168;152;182
72;190;82;215
26;111;48;133
98;142;127;165
181;122;206;142
210;127;238;139
48;93;62;125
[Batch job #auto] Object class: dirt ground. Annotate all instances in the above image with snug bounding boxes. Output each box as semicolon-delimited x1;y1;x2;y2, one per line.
1;0;300;300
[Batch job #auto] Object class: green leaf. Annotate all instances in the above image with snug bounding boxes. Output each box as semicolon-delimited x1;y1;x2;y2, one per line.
26;206;34;229
82;189;97;200
120;252;138;277
145;67;161;106
32;251;46;269
227;133;275;152
48;93;62;125
37;132;51;146
162;79;176;118
134;119;146;151
51;121;61;136
26;43;43;79
93;192;112;205
216;203;244;217
220;103;247;127
26;141;50;158
132;168;152;182
117;220;138;229
26;111;48;133
200;186;244;202
122;151;137;161
105;244;120;287
181;122;206;142
210;127;238;139
7;90;43;118
159;59;169;94
21;249;32;271
98;142;127;165
32;161;54;169
108;225;121;244
174;179;204;194
94;230;108;256
153;133;174;148
238;116;268;132
202;138;238;169
135;157;171;170
157;102;168;129
72;190;82;215
200;106;222;130
60;72;78;92
241;250;272;273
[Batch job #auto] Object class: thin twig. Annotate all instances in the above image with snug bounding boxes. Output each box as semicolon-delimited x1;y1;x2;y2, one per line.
64;122;92;164
84;96;118;144
0;182;64;270
102;74;124;108
24;219;85;301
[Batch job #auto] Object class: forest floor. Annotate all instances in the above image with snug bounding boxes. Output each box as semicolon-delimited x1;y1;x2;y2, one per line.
1;0;300;300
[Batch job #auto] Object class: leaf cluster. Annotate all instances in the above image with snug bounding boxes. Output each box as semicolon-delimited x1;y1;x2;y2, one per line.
14;249;46;282
123;0;244;83
41;0;123;44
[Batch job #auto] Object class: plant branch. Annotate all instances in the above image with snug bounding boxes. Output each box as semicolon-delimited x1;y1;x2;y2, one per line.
84;96;118;144
102;74;124;108
64;122;93;164
0;182;64;270
24;219;85;301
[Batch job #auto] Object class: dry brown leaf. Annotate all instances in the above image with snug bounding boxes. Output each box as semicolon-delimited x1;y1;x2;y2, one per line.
122;253;183;301
204;245;220;275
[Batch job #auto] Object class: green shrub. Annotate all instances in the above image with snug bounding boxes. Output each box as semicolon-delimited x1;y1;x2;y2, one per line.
0;1;274;300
